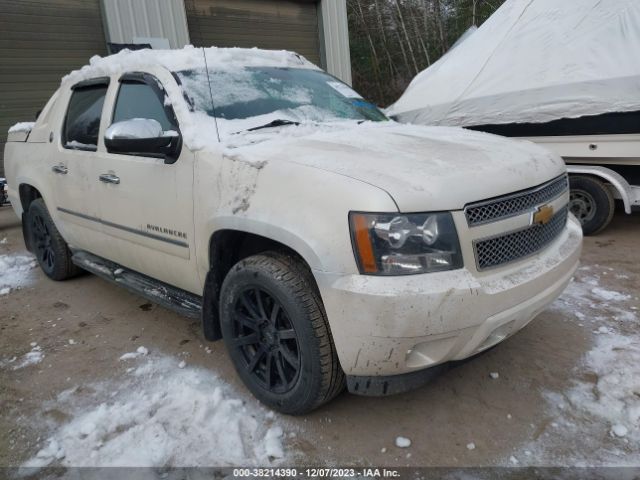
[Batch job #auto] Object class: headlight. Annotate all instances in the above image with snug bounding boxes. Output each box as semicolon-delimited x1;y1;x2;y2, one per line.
349;212;463;275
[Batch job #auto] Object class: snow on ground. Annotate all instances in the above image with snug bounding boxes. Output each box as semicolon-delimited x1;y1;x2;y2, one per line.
12;343;45;370
395;436;411;448
511;264;639;466
23;353;293;468
0;252;37;295
0;342;44;370
118;345;149;360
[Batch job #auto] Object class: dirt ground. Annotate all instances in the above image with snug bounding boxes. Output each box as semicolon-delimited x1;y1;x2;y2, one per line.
1;205;638;469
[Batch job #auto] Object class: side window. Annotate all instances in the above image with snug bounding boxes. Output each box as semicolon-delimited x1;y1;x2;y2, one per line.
112;81;176;131
63;85;108;151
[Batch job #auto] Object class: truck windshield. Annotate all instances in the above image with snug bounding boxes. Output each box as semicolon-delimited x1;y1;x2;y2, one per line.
174;67;387;135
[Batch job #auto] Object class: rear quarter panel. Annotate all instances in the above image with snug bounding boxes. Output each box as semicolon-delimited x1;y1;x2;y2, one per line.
5;88;63;219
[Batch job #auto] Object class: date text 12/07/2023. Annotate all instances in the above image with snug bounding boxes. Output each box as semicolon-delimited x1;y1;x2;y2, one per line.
231;468;401;478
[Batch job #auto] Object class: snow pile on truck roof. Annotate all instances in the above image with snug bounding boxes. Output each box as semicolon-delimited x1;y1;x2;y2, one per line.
62;46;318;86
59;46;319;152
8;122;35;134
388;0;640;126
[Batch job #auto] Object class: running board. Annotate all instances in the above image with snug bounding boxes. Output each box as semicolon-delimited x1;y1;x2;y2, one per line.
71;251;202;318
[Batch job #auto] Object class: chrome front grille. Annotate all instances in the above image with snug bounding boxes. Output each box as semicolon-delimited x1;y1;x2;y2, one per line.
474;206;569;271
465;175;569;226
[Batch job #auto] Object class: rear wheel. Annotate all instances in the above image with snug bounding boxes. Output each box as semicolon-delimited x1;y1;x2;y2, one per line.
26;198;81;280
569;175;615;235
219;252;344;414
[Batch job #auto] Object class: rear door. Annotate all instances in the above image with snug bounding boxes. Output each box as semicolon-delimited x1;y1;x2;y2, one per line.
93;70;199;294
51;78;109;252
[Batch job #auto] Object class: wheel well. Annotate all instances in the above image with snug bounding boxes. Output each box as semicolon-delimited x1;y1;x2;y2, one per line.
18;184;43;253
19;184;42;212
567;167;633;214
568;173;617;202
202;230;314;341
209;229;309;294
569;173;609;183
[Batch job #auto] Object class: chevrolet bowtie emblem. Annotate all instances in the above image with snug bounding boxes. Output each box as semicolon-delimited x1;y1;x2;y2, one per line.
532;204;554;225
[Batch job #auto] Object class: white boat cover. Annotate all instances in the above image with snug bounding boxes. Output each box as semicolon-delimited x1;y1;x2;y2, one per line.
388;0;640;127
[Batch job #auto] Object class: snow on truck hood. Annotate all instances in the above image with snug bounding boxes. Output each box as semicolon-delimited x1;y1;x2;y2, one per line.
224;122;566;212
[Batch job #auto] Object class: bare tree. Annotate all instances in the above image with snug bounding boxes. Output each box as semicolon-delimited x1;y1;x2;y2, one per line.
347;0;506;106
393;0;420;75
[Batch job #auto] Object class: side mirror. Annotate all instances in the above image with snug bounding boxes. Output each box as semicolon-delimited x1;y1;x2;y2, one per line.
104;118;181;163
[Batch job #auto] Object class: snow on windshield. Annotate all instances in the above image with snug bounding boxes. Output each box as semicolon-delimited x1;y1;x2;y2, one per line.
207;70;313;109
175;66;386;139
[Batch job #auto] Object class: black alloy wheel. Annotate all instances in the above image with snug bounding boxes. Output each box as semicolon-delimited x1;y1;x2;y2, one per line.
26;198;82;281
231;287;301;394
31;211;56;275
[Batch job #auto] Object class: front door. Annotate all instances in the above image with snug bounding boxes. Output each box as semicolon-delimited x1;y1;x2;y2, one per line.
93;71;200;294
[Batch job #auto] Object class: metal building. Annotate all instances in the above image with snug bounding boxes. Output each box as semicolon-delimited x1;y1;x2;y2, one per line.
0;0;352;175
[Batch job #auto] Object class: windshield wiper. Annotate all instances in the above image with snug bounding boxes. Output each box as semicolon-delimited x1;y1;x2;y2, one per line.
246;119;300;132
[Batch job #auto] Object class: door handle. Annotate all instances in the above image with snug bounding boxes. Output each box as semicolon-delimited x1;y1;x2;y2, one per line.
99;173;120;185
52;164;68;175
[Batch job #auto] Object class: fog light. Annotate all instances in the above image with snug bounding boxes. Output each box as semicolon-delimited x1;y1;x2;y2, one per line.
477;321;515;352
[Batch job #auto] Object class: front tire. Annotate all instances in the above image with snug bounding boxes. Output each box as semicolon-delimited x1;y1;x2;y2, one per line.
569;175;615;235
219;252;344;414
26;198;81;280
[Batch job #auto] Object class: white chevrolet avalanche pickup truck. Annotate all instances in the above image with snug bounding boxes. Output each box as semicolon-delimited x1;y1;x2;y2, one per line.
5;47;582;414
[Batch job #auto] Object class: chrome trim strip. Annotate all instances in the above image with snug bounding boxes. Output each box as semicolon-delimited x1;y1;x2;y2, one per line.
464;174;569;226
57;207;189;248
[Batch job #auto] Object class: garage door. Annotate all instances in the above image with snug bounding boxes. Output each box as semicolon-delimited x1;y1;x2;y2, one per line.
0;0;107;176
185;0;321;66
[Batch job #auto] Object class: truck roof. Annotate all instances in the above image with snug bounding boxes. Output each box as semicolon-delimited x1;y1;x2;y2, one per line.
62;46;319;87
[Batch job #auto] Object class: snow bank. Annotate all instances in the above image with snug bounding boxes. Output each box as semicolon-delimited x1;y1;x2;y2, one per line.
513;265;640;466
0;253;37;295
24;355;291;468
567;332;640;443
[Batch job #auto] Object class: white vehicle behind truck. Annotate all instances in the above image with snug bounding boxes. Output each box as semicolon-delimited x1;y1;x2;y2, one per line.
388;0;640;235
4;47;582;414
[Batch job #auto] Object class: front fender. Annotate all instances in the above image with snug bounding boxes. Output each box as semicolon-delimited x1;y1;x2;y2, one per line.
194;154;398;284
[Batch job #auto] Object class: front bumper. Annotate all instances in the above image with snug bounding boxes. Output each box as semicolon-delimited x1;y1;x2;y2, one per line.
314;215;582;380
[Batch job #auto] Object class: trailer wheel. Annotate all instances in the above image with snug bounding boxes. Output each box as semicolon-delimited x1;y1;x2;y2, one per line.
569;175;615;235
